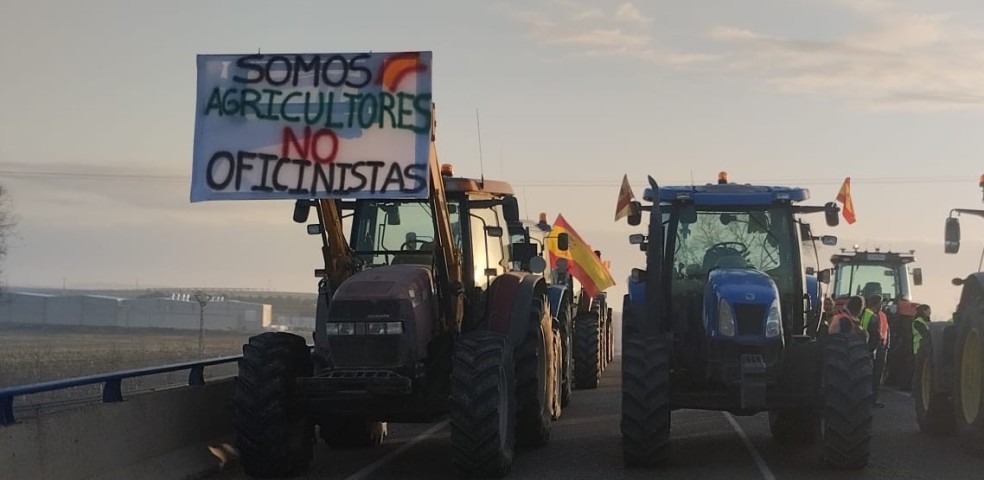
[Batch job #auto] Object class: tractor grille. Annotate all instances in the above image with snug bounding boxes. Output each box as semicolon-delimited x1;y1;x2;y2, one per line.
328;336;401;367
733;304;766;336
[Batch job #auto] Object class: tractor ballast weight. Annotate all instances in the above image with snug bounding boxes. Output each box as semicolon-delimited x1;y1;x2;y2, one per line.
913;182;984;456
619;175;873;470
233;128;560;478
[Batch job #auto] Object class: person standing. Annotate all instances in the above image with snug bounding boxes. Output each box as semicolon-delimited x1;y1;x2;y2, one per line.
912;304;932;358
861;294;890;408
829;295;865;336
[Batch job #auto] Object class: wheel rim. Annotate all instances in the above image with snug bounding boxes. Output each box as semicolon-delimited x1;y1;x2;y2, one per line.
961;328;982;426
921;353;933;409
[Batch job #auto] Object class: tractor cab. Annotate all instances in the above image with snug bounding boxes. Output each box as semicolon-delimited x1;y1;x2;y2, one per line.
626;174;840;390
830;249;922;308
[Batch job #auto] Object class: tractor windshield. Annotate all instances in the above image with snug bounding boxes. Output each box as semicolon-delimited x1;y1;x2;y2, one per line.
671;207;797;294
832;263;900;301
350;200;462;267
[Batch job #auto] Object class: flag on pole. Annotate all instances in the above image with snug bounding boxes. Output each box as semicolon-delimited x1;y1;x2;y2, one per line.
614;174;636;222
546;214;616;298
836;177;856;224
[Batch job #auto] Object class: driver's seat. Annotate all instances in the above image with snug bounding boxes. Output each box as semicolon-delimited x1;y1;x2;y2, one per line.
392;241;435;266
702;247;748;274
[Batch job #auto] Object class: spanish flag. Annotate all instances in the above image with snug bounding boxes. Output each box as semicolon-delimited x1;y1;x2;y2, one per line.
836;177;856;224
614;174;636;222
546;214;616;298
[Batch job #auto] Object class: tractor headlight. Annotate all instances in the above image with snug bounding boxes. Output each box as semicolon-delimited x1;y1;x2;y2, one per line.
718;298;736;337
325;322;356;335
765;299;782;338
366;321;404;335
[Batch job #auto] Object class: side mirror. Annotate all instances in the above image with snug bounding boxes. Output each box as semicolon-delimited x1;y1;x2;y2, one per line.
556;232;570;251
386;206;401;226
821;235;838;246
293;199;313;223
502;196;520;223
945;217;961;254
485;226;504;238
912;267;923;286
306;224;322;235
627;201;642;226
825;202;840;227
818;268;831;284
628;234;646;245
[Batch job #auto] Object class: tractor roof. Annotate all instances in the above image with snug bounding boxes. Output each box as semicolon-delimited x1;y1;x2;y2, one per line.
643;183;810;206
445;177;514;197
830;250;916;265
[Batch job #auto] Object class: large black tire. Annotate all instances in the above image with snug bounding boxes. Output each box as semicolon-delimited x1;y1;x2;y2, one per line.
574;310;601;389
606;307;615;364
913;341;955;435
621;331;671;467
820;332;873;470
450;331;516;478
319;415;387;448
558;299;574;408
550;325;563;421
953;320;984;456
769;409;820;445
515;294;552;447
233;332;313;478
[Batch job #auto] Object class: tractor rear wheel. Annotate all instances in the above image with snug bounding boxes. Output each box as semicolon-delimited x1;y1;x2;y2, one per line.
516;294;552;447
954;318;984;456
574;310;601;389
820;332;873;470
558;299;574;408
319;415;387;448
450;331;516;478
233;332;313;478
913;341;955;435
621;331;671;467
606;307;615;364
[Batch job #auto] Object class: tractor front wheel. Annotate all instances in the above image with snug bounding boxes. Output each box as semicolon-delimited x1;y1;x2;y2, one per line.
450;331;516;478
621;331;671;467
233;332;313;478
820;332;873;470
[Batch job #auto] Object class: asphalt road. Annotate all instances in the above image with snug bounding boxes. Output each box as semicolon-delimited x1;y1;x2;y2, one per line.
211;359;982;480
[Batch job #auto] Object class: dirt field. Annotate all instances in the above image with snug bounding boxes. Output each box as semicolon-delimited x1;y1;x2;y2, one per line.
0;325;311;411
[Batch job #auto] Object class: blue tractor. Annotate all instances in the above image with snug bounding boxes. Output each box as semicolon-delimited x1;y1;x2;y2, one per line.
620;174;874;470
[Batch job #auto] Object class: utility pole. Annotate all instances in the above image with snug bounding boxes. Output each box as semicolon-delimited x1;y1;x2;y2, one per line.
194;291;210;358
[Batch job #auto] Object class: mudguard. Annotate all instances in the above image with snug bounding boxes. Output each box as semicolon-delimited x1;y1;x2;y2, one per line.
955;273;984;329
485;272;549;348
928;321;956;396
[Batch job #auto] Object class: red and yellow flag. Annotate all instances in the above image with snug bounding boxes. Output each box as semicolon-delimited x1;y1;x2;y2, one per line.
546;214;616;298
836;177;856;225
614;174;636;222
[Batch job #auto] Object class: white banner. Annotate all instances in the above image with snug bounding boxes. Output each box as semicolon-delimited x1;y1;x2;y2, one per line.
191;52;432;202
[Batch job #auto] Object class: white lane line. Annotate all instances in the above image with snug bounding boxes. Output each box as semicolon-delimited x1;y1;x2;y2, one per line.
890;389;913;398
343;419;450;480
723;412;778;480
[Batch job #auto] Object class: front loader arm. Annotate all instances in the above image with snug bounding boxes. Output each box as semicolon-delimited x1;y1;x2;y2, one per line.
318;198;356;291
429;139;464;334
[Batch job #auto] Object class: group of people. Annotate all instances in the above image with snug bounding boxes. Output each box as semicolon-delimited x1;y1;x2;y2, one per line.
822;294;932;408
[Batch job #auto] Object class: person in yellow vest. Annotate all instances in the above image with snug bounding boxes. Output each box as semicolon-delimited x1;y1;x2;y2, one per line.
828;295;865;336
861;294;890;408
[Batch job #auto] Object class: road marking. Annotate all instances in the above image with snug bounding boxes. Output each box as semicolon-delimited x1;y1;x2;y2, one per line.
723;412;777;480
890;389;913;398
343;419;450;480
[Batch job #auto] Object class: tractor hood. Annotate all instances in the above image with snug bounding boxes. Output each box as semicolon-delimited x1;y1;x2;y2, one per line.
333;265;433;303
704;269;780;338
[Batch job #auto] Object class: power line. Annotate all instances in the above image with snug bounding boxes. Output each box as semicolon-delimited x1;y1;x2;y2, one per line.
0;168;973;188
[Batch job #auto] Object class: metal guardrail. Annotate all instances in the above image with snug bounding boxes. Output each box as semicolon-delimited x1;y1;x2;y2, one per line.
0;354;242;426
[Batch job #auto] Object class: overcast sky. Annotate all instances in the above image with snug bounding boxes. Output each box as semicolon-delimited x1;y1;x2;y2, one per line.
3;0;984;316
